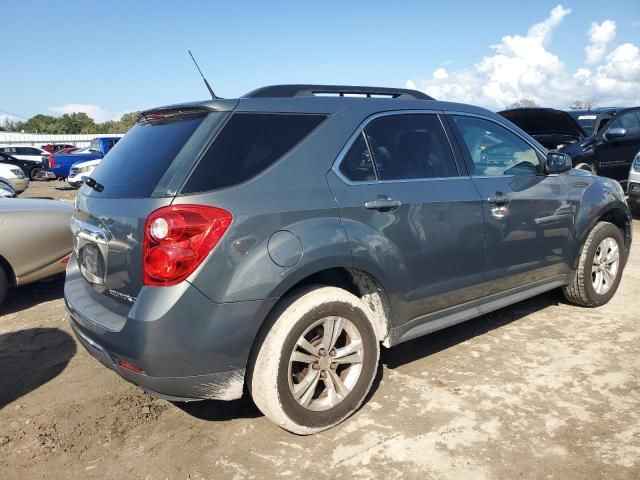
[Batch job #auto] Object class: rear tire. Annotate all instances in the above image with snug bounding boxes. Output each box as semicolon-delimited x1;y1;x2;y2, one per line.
249;285;379;435
629;200;640;218
563;221;624;307
0;267;8;306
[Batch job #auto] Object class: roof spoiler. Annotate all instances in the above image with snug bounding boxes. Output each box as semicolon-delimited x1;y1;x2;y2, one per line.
244;84;433;100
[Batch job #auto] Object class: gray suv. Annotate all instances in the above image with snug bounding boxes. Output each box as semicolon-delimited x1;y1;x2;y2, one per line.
65;85;632;434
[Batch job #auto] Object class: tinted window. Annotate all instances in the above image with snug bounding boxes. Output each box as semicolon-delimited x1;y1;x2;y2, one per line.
91;113;206;198
363;114;457;180
339;133;376;182
452;116;541;176
182;113;325;194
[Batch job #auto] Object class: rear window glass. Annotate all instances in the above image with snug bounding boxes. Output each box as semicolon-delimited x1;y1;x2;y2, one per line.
181;113;326;194
90;113;205;198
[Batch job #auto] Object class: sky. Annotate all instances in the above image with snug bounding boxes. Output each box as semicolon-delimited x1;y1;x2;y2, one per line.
1;1;639;124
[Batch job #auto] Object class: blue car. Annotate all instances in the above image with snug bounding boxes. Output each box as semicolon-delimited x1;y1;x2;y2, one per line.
47;137;120;179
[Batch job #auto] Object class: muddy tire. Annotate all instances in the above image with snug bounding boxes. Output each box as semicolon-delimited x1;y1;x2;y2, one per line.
563;221;624;307
248;285;379;435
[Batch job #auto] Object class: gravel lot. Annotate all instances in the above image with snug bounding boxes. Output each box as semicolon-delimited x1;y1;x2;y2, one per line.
1;181;639;479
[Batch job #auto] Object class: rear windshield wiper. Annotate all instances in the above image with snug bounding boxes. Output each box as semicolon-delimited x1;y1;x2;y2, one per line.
85;177;104;192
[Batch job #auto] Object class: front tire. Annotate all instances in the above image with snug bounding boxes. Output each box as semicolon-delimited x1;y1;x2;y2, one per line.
563;221;625;307
249;285;379;435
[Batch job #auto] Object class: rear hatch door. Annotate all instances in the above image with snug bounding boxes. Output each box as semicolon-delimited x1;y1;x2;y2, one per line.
71;105;232;306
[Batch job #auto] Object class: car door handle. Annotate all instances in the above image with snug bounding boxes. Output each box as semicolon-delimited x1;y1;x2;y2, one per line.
487;193;511;206
364;198;402;211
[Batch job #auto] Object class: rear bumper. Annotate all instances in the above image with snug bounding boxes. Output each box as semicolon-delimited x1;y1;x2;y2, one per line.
64;257;276;401
70;320;245;401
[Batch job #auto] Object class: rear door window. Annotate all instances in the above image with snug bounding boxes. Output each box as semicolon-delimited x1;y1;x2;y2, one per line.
363;114;458;180
181;113;326;194
90;113;206;198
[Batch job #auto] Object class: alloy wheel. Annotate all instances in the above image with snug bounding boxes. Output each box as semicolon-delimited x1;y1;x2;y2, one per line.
287;316;364;411
592;237;619;295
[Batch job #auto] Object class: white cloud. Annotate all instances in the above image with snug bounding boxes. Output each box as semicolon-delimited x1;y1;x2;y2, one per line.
433;68;449;80
48;103;117;122
407;4;640;109
585;20;616;64
0;113;19;126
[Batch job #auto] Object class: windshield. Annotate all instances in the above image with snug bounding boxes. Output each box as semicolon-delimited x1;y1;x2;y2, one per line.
567;111;598;136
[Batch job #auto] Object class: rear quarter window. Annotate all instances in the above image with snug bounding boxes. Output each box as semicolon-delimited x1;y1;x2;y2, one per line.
181;113;326;194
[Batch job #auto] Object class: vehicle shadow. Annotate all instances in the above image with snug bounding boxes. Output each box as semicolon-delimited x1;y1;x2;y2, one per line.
381;289;563;369
0;327;76;408
174;395;262;421
176;290;563;423
0;276;65;316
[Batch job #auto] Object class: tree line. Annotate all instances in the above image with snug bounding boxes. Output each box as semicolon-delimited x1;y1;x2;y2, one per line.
506;99;598;110
0;112;138;134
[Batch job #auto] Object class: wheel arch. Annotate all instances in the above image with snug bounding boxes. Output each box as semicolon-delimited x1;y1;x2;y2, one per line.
253;266;394;360
571;202;631;270
0;254;16;287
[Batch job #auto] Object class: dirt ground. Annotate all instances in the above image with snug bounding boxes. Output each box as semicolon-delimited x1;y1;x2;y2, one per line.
1;181;639;479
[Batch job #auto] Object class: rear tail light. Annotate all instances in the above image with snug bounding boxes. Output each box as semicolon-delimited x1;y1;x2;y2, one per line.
143;205;232;286
48;156;55;168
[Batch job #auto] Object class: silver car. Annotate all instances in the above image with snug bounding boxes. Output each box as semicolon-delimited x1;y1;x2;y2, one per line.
0;199;73;305
0;163;29;194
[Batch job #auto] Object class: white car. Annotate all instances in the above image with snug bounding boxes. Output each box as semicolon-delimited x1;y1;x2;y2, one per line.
0;145;49;180
68;158;101;188
0;163;29;194
628;150;640;216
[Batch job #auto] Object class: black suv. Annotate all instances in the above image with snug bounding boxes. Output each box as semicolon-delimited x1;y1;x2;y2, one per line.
499;107;640;182
66;85;632;434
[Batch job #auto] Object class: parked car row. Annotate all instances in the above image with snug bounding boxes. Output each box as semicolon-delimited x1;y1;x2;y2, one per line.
498;106;640;182
0;145;50;180
0;137;121;187
47;136;120;182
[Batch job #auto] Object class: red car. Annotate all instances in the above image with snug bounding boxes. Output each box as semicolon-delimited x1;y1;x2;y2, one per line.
41;144;76;154
57;146;79;154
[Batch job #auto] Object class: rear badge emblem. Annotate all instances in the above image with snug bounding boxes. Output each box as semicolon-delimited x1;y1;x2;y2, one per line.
108;290;137;303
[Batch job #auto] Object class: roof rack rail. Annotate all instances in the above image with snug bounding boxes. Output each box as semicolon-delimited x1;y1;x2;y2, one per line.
243;84;433;100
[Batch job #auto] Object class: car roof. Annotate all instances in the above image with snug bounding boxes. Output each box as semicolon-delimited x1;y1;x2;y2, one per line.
141;84;498;119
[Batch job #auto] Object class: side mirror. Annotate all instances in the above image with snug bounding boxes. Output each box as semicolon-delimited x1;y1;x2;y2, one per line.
546;151;573;174
604;127;626;141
